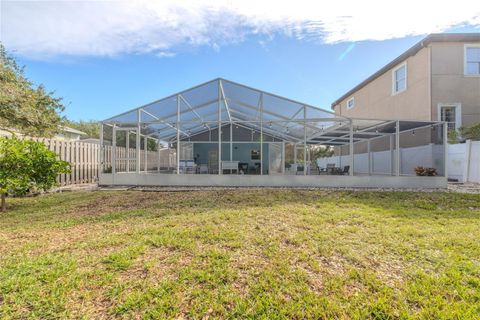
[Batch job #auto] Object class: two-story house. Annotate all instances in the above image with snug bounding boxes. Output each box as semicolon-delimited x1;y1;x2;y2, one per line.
331;33;480;132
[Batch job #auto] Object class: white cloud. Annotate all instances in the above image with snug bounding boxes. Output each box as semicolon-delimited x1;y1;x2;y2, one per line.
1;0;479;58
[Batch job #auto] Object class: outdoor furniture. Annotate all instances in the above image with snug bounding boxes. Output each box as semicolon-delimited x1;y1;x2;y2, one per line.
289;163;299;173
208;162;218;174
332;165;350;175
222;161;239;174
238;162;249;174
250;162;261;174
198;164;208;174
325;163;336;174
179;160;196;174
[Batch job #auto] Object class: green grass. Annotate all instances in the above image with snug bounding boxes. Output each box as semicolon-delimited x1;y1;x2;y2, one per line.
0;189;479;319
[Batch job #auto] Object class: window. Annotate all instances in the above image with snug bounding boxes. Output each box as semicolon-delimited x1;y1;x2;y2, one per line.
251;149;260;160
346;97;355;109
438;104;461;131
392;63;407;94
465;45;480;75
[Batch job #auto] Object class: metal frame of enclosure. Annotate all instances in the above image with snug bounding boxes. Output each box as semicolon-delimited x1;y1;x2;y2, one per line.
99;78;448;188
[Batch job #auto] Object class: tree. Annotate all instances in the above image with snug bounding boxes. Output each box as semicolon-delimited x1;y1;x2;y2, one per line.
460;123;480;141
0;136;70;212
0;43;64;137
311;145;334;160
66;119;100;139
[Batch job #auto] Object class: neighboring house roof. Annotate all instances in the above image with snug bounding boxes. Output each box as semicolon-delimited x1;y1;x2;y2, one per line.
331;33;480;109
61;126;87;136
0;126;86;137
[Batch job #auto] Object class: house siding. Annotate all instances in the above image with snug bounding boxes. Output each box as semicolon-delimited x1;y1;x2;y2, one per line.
430;42;480;127
333;47;431;121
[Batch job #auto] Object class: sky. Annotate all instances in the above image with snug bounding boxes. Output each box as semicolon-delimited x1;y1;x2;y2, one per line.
1;0;479;121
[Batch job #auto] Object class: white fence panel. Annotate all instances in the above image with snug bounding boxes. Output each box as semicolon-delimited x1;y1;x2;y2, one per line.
468;141;480;183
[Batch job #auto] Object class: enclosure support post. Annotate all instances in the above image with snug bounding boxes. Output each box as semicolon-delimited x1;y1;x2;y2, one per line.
349;120;354;176
126;131;130;172
157;139;161;173
303;106;307;176
443;122;448;179
218;80;222;175
395;120;400;176
389;135;393;175
99;123;104;174
176;95;180;175
282;141;285;174
260;92;264;176
294;143;297;165
144;135;148;172
367;139;371;176
230;123;233;162
112;125;116;175
136;109;141;174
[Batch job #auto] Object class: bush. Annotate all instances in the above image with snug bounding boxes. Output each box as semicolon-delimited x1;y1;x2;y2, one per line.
415;166;437;176
460;123;480;141
0;136;70;211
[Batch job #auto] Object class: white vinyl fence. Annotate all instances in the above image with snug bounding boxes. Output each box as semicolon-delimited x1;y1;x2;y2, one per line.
317;144;445;176
447;140;480;183
317;141;480;183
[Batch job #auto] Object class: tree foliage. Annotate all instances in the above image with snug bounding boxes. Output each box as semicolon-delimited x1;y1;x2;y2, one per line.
460;123;480;141
66;119;100;139
311;145;334;160
0;136;70;211
0;43;64;137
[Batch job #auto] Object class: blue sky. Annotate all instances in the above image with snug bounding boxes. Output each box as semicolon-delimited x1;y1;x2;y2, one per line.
3;1;479;121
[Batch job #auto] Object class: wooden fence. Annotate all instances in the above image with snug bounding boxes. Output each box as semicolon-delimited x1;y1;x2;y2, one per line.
21;137;100;185
1;134;170;186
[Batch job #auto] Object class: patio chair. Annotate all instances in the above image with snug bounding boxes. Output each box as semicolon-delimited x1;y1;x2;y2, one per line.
199;164;208;174
295;165;304;175
317;162;329;175
238;162;248;174
326;163;336;174
253;162;261;174
341;165;350;175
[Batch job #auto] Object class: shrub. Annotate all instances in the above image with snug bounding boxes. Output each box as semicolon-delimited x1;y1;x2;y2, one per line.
415;166;437;176
460;123;480;141
0;136;70;211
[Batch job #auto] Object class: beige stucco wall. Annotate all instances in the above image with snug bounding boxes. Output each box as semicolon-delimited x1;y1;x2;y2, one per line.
430;42;480;127
333;47;431;121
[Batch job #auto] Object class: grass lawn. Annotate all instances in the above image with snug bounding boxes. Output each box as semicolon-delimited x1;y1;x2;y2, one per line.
0;189;479;319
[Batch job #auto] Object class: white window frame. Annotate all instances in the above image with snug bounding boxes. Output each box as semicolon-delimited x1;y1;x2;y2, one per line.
346;97;355;110
464;44;480;77
437;103;462;131
392;62;407;95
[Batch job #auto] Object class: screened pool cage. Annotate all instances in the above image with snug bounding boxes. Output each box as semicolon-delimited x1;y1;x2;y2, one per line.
99;78;448;188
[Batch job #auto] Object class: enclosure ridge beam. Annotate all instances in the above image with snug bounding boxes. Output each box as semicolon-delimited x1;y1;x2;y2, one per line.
290;105;305;120
219;80;232;123
141;108;191;137
179;94;211;130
